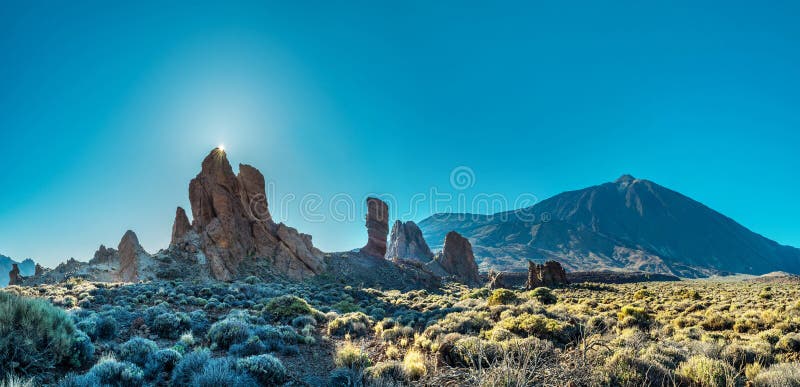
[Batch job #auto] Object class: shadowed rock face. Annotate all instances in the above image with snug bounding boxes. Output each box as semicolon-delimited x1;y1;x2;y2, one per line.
187;148;324;281
526;260;568;289
171;207;192;246
360;197;389;258
118;230;145;282
431;231;480;286
8;264;21;286
386;220;434;262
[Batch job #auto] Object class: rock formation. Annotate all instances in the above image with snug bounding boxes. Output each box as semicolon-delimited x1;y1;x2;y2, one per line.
386;220;434;262
118;230;145;282
8;263;21;286
360;197;389;258
34;263;44;276
90;245;118;265
526;260;568;289
171;207;192;246
487;270;527;289
187;148;324;281
428;231;480;286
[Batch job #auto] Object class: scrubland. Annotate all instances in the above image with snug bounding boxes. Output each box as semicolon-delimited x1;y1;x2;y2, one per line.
2;276;800;386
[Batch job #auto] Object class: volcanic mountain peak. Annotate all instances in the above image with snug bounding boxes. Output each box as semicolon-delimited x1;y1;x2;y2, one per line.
420;175;800;277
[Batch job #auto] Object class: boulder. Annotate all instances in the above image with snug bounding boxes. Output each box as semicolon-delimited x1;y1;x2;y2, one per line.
171;207;192;246
187;148;324;280
386;220;434;262
526;260;568;289
360;197;389;258
429;231;480;286
117;230;145;282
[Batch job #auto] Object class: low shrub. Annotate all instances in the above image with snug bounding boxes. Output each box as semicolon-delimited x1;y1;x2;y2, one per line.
237;354;287;385
0;292;85;375
171;349;211;385
144;348;182;379
617;305;651;328
335;342;371;369
118;337;158;368
753;362;800;386
264;295;315;322
207;319;250;350
191;357;257;386
487;289;518;306
402;349;427;380
327;312;372;337
676;355;738;387
82;356;144;387
530;287;557;305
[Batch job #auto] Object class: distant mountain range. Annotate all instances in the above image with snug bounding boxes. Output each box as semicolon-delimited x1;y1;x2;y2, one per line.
419;175;800;278
0;254;36;286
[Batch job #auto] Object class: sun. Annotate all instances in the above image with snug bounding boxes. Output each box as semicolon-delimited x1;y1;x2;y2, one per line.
218;144;225;152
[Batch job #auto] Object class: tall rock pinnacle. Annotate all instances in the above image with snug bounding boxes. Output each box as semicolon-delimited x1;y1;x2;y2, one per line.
171;207;192;246
117;230;145;282
360;197;389;258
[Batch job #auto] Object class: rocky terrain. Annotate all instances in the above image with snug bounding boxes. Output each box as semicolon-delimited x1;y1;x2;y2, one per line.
420;174;800;278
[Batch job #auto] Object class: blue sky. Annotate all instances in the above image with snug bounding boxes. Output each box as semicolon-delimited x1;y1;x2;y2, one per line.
1;1;798;267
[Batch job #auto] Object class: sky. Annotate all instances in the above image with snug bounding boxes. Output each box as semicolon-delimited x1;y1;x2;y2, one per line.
1;1;798;267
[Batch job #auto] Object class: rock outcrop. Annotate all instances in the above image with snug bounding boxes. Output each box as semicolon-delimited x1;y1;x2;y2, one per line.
90;245;118;265
8;264;21;286
118;230;146;282
386;220;434;262
34;263;44;276
526;260;568;289
171;207;192;246
360;197;389;258
428;231;480;286
487;270;527;289
187;148;324;281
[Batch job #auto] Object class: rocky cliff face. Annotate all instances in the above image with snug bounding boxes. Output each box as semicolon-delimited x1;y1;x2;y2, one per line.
360;197;389;258
428;231;480;286
386;220;434;262
187;148;324;281
526;260;568;289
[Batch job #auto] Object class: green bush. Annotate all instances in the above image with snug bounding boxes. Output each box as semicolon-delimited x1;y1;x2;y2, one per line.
487;289;518;306
0;292;88;376
264;295;314;322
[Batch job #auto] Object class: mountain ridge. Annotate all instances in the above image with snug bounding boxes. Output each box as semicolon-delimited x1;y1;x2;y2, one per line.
419;175;800;277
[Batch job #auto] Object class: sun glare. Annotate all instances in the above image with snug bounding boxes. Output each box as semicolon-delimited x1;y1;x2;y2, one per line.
218;144;225;152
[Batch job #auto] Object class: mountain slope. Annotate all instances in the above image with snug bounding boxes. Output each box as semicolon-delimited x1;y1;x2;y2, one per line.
419;175;800;277
0;255;36;286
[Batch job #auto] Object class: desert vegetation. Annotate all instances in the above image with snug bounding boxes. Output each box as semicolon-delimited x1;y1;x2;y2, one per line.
3;276;800;386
